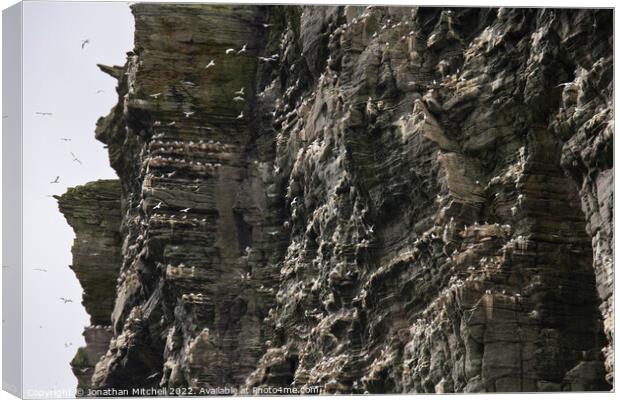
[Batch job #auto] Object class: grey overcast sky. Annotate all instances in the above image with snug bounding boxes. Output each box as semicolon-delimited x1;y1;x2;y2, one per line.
21;1;133;396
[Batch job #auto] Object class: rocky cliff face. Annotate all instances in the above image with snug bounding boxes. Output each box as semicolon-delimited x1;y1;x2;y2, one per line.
56;180;122;389
58;5;613;394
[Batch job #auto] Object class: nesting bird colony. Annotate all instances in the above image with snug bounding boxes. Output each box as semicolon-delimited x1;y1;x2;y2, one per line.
56;5;613;394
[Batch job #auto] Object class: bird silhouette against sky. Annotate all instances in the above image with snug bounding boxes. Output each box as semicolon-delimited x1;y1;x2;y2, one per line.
70;152;83;165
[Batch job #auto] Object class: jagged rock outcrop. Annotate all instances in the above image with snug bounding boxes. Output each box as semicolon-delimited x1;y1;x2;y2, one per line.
56;180;122;389
58;5;613;394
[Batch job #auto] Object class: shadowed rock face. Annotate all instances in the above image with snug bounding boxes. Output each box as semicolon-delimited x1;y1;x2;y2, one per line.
58;5;613;394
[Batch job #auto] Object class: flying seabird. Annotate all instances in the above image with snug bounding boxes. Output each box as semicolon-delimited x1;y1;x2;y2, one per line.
60;138;71;142
70;152;83;165
205;60;215;69
180;207;191;213
34;268;48;272
50;176;60;184
235;87;245;96
237;44;247;54
150;93;162;99
233;96;245;102
35;112;53;116
96;89;105;94
153;201;163;210
236;111;244;119
60;297;73;303
183;111;195;118
225;48;235;54
167;121;176;126
81;39;90;49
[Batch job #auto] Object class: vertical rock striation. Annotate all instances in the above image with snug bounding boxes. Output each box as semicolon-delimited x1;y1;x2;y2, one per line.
58;5;613;394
